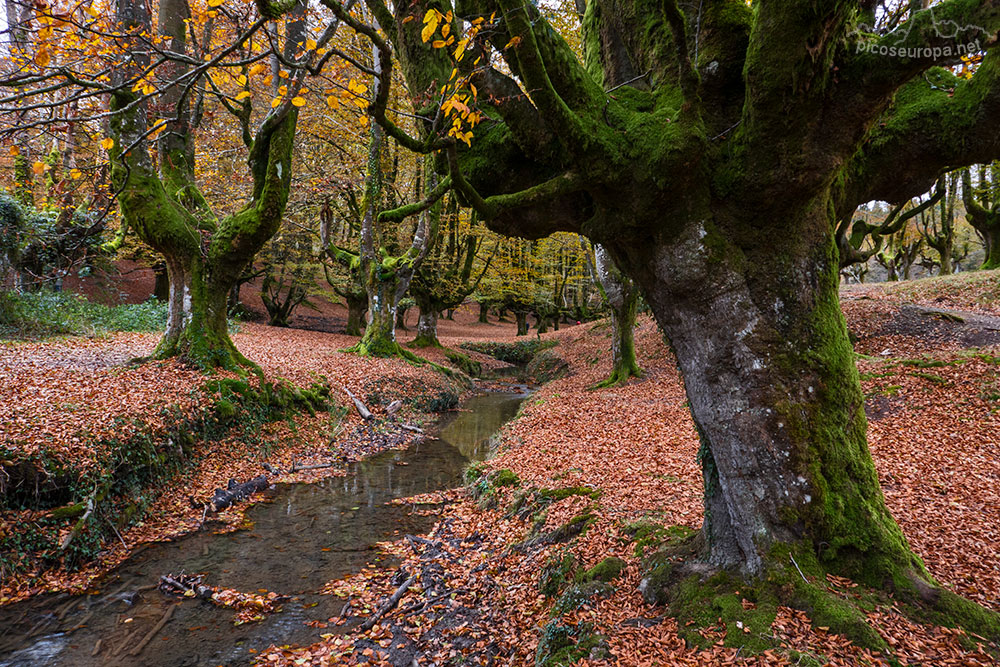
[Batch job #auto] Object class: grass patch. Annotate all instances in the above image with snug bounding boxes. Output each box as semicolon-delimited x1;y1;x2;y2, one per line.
0;290;168;338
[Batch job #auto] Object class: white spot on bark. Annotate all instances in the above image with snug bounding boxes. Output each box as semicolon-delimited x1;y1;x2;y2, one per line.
276;161;283;179
804;495;812;503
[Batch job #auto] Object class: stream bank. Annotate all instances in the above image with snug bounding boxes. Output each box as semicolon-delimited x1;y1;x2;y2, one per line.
0;390;527;667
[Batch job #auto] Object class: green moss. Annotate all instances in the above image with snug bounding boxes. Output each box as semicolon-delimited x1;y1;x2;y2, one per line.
493;468;520;487
539;486;603;501
577;556;626;583
444;349;482;377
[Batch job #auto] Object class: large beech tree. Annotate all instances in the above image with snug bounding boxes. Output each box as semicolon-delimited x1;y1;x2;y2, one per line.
108;0;308;369
330;0;1000;611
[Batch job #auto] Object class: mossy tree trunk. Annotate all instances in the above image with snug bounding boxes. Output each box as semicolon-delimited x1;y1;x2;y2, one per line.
477;301;489;323
343;45;445;358
369;0;1000;605
344;292;368;336
109;0;303;370
962;166;1000;270
592;243;641;387
408;201;492;347
412;302;440;347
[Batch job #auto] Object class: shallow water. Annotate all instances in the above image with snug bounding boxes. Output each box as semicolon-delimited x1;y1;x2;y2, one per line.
0;390;526;667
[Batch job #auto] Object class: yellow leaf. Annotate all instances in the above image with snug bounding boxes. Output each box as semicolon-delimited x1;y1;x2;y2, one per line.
326;95;340;109
278;69;289;79
236;74;247;86
504;36;522;49
441;23;450;38
271;96;282;108
8;146;19;156
291;96;306;107
249;63;265;77
470;83;477;98
278;84;288;95
35;48;50;68
101;137;114;150
402;15;415;23
86;6;99;17
421;22;436;43
31;161;45;175
70;168;82;179
305;38;317;50
432;40;447;48
207;0;224;6
235;90;252;100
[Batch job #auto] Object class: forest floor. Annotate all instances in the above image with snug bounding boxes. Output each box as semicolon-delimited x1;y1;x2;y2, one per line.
2;269;1000;666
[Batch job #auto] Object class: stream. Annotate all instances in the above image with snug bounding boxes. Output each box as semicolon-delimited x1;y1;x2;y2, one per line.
0;389;528;667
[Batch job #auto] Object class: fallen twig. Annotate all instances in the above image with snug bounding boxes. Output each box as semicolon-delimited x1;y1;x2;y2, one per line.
60;495;95;551
357;574;417;632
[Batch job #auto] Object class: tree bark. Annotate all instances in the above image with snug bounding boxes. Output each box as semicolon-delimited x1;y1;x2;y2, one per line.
514;311;528;336
618;204;917;580
411;302;440;348
593;244;641;387
345;292;367;336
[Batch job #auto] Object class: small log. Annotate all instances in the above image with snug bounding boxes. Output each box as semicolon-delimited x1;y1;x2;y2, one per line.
357;574;417;632
60;495;94;551
399;424;423;434
209;475;269;512
343;387;373;420
128;604;175;656
291;462;337;472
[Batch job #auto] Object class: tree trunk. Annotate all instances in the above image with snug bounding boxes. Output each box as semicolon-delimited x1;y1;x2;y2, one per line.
152;262;169;301
396;304;410;330
411;304;440;347
478;302;489;323
938;245;953;275
514;311;528;336
980;227;1000;270
345;293;368;336
620;207;918;582
593;244;642;387
353;278;400;356
535;313;549;334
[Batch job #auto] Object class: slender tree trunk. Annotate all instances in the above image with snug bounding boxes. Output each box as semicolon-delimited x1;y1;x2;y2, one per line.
396;304;410;330
593;244;642;387
478;302;489;323
514;311;528;336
